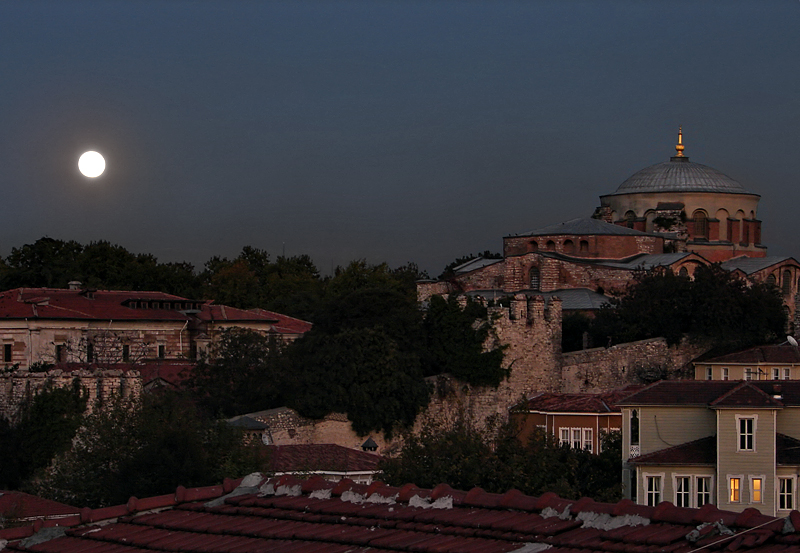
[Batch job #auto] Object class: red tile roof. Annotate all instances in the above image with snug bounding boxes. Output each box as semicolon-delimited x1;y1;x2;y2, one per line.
630;436;716;466
0;491;80;521
618;380;800;407
4;475;800;552
700;344;800;365
250;308;313;335
265;444;382;474
521;385;642;413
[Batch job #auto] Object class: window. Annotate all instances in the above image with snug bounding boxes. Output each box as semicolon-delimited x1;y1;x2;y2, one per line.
780;478;795;510
87;343;94;363
745;368;754;381
559;428;569;446
750;477;763;503
693;210;708;239
675;476;691;507
529;241;538;252
122;344;130;362
530;267;540;291
785;368;791;381
767;274;777;286
563;240;575;254
738;416;755;451
625;211;636;229
158;345;166;359
729;477;741;503
784;270;793;295
546;240;555;251
706;367;713;380
679;266;689;277
696;477;712;507
773;368;781;380
3;344;11;363
572;428;582;449
646;475;661;506
722;367;729;380
55;344;65;363
579;240;589;253
583;428;593;452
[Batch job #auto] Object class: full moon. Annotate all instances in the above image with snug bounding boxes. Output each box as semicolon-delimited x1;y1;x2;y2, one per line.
78;151;105;178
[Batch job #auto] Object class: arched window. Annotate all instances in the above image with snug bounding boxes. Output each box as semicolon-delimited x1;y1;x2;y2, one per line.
625;211;636;229
529;267;540;291
679;267;689;277
693;210;708;239
546;240;555;251
767;274;777;286
784;270;793;295
563;240;575;254
529;241;538;252
579;240;589;253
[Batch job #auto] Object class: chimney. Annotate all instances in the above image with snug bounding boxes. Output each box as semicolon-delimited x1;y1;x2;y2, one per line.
68;281;82;290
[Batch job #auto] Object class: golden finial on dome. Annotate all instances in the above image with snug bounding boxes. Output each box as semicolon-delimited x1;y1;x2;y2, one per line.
674;126;685;157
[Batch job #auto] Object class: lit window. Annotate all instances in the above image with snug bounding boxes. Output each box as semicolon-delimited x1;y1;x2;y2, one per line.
675;476;691;507
646;476;661;506
722;368;729;380
583;428;593;452
738;417;755;451
696;477;712;507
730;477;741;502
706;367;713;380
780;478;795;510
751;477;763;503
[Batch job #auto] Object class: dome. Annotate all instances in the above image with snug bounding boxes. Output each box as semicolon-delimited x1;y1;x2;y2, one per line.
611;157;752;196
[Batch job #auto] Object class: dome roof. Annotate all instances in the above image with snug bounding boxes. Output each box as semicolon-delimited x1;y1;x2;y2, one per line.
611;157;752;196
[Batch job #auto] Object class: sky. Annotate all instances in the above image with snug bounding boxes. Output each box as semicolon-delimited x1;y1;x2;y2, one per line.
1;1;799;276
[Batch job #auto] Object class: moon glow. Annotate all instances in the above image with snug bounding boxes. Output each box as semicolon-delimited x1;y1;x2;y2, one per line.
78;151;105;178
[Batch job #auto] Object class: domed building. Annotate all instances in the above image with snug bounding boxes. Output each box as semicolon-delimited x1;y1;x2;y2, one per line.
597;129;764;262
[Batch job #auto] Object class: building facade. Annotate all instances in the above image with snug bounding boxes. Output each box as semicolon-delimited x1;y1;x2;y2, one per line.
619;380;800;517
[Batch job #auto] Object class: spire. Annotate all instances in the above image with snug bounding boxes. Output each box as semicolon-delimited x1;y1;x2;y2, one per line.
671;126;688;162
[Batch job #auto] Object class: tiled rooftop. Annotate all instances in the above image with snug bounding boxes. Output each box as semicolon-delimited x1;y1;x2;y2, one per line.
700;344;800;365
521;386;642;414
633;433;800;467
5;474;800;552
0;491;80;522
265;444;382;473
510;217;652;238
721;256;797;276
618;380;800;407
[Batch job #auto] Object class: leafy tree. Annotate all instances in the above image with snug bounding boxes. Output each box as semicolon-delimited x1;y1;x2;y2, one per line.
27;390;263;508
285;328;429;437
187;328;285;418
380;417;622;502
590;264;786;353
422;295;507;386
562;312;592;352
0;380;88;489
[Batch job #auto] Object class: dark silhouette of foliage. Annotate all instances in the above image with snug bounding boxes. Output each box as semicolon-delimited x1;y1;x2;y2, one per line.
379;417;622;502
0;380;87;489
590;264;786;353
187;328;286;418
27;390;263;508
561;312;592;352
422;295;507;386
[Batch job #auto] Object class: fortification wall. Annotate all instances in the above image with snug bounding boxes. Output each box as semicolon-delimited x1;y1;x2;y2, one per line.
0;368;142;422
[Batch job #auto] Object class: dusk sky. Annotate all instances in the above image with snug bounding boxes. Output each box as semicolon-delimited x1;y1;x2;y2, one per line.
1;1;799;276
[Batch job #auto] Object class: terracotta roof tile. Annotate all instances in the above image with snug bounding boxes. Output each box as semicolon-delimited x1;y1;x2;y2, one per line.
0;491;80;521
701;344;800;365
5;475;800;552
618;379;800;407
521;385;642;413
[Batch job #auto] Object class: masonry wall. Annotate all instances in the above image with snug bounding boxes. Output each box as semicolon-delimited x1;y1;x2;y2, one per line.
560;338;708;393
0;368;142;422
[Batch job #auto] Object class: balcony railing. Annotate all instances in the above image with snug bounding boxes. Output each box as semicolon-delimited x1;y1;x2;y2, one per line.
629;444;640;458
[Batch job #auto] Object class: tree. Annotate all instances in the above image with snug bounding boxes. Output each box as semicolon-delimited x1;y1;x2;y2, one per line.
0;380;88;489
590;264;786;353
422;295;507;387
27;390;264;508
187;328;285;418
379;417;622;502
285;328;429;437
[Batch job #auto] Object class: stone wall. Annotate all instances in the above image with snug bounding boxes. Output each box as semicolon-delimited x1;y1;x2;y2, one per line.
560;338;708;393
0;368;142;422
